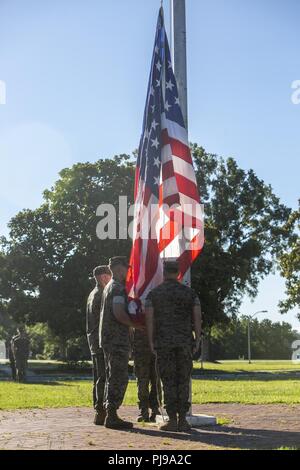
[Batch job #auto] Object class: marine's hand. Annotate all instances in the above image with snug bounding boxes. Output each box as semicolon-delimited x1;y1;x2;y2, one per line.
193;338;201;356
149;342;156;356
132;322;145;331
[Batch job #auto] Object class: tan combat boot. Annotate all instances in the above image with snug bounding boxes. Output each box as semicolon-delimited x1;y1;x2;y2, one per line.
177;413;191;432
93;407;106;426
105;409;133;430
159;413;178;432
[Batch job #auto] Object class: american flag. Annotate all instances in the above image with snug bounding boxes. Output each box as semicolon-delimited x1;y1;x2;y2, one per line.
127;7;204;311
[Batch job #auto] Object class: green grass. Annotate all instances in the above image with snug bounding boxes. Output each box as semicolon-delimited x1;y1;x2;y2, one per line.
216;417;232;425
0;381;92;410
1;376;300;410
191;378;300;404
1;360;300;410
277;447;300;451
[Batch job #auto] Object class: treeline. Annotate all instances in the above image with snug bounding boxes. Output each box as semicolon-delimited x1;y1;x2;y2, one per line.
0;147;299;359
210;316;299;360
20;317;300;361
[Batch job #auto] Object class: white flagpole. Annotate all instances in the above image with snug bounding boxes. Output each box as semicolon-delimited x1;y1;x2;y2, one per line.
170;0;190;290
170;0;216;426
170;0;188;129
170;0;192;416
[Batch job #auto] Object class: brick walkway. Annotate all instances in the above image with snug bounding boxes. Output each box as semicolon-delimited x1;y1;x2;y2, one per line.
0;404;300;450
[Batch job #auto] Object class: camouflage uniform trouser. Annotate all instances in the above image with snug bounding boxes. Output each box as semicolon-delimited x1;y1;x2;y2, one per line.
134;345;162;412
92;350;106;411
103;347;129;411
15;357;27;383
157;346;192;416
9;352;16;381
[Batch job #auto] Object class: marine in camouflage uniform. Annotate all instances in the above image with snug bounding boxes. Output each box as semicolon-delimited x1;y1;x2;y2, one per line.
133;330;161;422
11;327;30;383
145;260;202;432
100;256;141;430
86;265;111;425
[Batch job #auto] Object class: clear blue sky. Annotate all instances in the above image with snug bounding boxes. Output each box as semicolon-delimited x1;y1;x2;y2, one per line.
0;0;299;331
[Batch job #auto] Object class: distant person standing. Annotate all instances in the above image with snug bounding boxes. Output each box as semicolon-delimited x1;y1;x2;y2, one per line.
145;260;202;432
86;265;111;425
5;337;16;381
11;326;30;383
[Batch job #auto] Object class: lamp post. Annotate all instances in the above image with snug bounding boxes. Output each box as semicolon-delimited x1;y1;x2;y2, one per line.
247;310;268;364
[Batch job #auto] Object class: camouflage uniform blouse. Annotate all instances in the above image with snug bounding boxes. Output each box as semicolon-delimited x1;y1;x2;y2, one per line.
99;279;130;352
86;284;103;355
145;279;200;350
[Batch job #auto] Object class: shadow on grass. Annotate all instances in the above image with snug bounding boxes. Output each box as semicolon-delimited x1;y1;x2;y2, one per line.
127;425;300;450
27;381;73;386
3;370;300;384
5;372;299;384
193;369;300;381
1;379;73;387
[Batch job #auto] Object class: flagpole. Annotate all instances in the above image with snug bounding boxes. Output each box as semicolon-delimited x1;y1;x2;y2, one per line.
170;0;191;289
170;0;193;418
170;0;216;427
170;0;188;129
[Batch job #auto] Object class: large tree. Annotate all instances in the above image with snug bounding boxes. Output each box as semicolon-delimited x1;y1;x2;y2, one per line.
191;145;292;330
279;203;300;318
0;148;293;357
0;156;134;357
